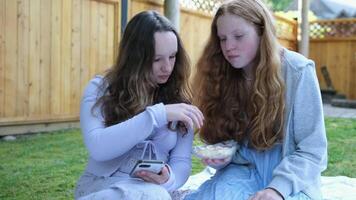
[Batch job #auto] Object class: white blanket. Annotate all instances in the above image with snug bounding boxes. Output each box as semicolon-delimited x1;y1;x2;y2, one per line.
174;167;356;200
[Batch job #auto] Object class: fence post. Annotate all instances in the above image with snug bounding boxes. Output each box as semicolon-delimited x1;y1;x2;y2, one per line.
299;0;310;57
121;0;128;36
164;0;180;32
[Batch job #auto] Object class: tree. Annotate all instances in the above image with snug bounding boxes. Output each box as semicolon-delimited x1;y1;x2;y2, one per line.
265;0;293;11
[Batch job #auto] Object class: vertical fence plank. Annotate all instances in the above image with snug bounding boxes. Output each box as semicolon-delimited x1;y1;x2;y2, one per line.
5;0;18;117
80;0;90;94
71;0;81;114
310;42;326;88
330;42;347;94
89;0;98;78
345;41;353;99
107;4;114;70
62;0;72;114
325;42;336;87
351;42;356;99
28;0;41;115
113;1;120;62
17;0;30;117
50;0;62;115
98;2;108;73
0;0;6;117
40;0;51;115
340;42;350;94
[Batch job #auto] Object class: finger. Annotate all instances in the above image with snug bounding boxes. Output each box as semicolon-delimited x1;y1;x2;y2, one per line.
187;104;202;116
182;104;202;125
140;171;159;184
178;125;188;133
190;109;204;127
160;166;170;176
186;110;201;129
187;106;204;126
181;114;194;130
142;169;168;184
192;105;204;122
159;166;170;183
205;159;214;165
211;159;219;164
136;171;156;183
147;166;168;179
202;158;209;165
140;176;155;183
142;171;160;183
211;159;225;164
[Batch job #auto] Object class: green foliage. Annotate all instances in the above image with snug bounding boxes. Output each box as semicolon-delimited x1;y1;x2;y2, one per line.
192;136;205;174
265;0;293;11
0;117;355;199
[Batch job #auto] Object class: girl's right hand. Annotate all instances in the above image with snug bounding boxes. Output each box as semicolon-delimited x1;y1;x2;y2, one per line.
165;103;204;130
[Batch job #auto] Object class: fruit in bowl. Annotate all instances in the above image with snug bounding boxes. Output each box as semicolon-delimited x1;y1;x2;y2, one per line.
193;140;237;159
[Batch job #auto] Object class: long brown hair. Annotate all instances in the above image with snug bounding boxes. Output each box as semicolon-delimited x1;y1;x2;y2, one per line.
194;0;285;150
94;10;191;127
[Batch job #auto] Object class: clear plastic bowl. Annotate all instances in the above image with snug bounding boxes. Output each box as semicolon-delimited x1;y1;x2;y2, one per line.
193;140;237;159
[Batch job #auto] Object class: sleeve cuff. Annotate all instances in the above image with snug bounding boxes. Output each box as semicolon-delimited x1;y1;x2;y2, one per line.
266;187;285;200
268;176;293;199
160;164;176;191
146;103;167;128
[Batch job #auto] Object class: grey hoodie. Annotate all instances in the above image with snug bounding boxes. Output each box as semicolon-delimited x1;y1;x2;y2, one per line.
267;48;328;200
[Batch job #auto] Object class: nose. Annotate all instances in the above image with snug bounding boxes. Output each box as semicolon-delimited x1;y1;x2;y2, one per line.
160;58;172;72
225;38;236;51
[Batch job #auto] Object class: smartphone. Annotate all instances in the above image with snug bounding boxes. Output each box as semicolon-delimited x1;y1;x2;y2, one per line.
129;160;165;178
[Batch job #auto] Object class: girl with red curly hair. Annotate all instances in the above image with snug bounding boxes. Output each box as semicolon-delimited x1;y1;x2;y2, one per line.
185;0;327;199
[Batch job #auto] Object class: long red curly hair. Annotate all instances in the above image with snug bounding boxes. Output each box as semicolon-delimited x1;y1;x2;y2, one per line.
194;0;285;150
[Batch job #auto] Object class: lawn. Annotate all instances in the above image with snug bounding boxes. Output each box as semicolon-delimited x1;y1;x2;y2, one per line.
0;117;355;199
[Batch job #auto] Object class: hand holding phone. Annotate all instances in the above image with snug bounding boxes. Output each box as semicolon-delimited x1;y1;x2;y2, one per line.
129;160;169;184
129;160;165;178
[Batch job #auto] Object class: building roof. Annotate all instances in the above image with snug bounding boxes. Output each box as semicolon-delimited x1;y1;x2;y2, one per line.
286;0;356;19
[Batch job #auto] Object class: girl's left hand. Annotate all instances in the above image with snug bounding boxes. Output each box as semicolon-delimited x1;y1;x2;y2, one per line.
249;188;283;200
135;165;170;184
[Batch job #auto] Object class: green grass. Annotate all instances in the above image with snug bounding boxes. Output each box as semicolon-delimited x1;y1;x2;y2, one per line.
0;117;355;199
0;130;87;200
323;118;356;176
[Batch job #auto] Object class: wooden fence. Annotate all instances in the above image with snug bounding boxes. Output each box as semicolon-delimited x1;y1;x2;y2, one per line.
275;14;298;51
0;0;121;134
309;18;356;99
0;0;297;135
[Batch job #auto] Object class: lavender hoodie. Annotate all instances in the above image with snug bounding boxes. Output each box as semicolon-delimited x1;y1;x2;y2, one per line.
79;76;194;191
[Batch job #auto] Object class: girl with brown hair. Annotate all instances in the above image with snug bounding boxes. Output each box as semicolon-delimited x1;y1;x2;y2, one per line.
75;10;204;200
